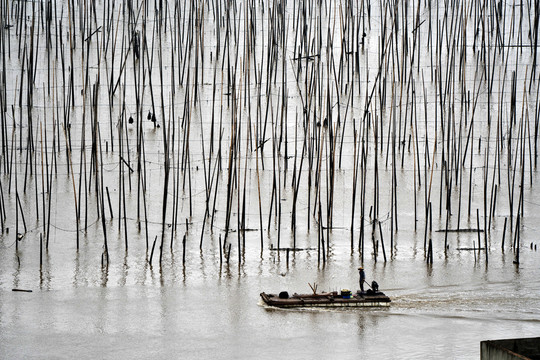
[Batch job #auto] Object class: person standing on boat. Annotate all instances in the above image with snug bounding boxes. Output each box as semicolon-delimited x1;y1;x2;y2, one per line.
358;267;366;293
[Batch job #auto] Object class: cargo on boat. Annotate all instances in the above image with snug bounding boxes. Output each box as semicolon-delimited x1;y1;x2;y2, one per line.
260;289;391;308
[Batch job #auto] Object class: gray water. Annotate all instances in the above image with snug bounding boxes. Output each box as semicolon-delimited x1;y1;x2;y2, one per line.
2;238;540;359
1;0;540;358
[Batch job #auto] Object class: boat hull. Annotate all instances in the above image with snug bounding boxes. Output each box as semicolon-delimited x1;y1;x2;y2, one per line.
260;292;391;308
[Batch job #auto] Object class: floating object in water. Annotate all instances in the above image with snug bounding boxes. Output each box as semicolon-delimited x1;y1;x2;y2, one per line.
260;289;391;308
435;228;483;233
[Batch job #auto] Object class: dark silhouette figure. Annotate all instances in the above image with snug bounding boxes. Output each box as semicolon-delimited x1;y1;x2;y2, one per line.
358;267;366;293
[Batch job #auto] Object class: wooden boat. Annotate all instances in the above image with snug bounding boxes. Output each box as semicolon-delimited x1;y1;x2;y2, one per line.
260;289;391;308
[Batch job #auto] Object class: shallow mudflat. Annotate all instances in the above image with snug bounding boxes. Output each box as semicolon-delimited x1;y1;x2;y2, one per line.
1;0;540;358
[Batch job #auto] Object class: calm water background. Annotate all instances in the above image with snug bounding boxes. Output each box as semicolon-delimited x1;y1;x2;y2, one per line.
1;0;540;358
2;236;540;359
